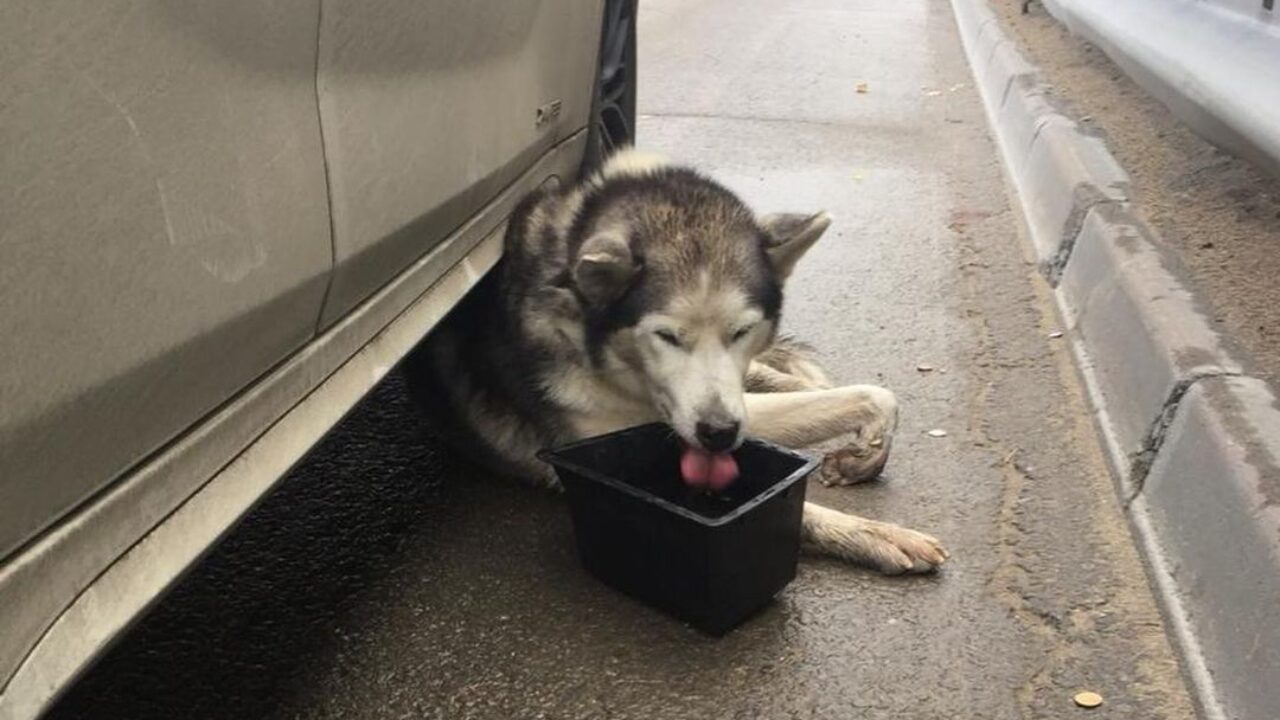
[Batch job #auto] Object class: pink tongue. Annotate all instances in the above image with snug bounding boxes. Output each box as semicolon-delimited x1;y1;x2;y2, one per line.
679;446;740;491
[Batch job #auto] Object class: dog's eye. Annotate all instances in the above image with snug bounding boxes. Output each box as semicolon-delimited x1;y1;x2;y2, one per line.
730;326;754;343
655;329;683;348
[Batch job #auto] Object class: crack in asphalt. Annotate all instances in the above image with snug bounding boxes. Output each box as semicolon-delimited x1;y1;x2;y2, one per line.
954;211;1088;716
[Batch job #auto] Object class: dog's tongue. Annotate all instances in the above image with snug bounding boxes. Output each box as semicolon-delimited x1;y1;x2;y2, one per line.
679;445;740;491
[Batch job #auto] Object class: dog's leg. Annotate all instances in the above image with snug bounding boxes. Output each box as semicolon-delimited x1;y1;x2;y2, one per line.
749;338;833;392
745;385;897;485
745;387;944;573
746;361;824;393
801;502;947;573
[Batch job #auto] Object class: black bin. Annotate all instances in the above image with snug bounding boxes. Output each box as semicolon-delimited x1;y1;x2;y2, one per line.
539;423;816;635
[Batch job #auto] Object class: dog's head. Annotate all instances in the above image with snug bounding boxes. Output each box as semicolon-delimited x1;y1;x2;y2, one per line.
570;162;830;452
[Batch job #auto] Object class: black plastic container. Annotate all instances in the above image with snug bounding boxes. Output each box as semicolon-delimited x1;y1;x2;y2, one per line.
538;423;816;635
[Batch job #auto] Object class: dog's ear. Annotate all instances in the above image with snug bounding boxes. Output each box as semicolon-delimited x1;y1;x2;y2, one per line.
760;211;832;280
573;232;639;305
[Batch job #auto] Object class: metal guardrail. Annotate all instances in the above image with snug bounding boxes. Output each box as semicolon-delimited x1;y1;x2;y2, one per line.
1043;0;1280;179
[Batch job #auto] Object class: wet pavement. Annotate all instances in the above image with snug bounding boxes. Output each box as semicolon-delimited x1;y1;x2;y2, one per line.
50;0;1198;718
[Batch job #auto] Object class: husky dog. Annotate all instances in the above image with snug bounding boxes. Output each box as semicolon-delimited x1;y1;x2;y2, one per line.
407;150;947;574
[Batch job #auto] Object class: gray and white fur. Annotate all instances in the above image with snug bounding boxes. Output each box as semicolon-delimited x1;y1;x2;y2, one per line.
407;150;947;574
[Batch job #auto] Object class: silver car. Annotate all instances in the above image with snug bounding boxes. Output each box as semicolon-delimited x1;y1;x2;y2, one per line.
0;1;636;716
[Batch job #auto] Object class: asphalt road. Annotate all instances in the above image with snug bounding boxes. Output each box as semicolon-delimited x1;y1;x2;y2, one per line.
50;1;1199;718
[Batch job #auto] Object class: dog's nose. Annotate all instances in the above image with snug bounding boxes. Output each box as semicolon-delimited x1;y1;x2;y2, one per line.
696;421;740;453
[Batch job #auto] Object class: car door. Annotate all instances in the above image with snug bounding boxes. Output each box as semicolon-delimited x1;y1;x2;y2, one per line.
314;0;602;328
0;0;334;559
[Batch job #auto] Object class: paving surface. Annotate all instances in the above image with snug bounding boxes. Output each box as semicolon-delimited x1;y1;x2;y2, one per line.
991;0;1280;388
49;1;1198;718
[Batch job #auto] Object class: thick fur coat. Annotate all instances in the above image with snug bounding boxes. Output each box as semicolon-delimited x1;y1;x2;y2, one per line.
406;151;947;574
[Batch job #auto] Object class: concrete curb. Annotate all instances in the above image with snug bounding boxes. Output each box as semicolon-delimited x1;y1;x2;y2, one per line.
950;2;1280;719
1057;204;1244;491
1134;376;1280;720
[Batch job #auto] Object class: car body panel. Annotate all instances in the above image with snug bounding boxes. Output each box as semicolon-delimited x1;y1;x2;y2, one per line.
0;133;588;717
0;0;612;714
0;0;333;559
315;0;601;327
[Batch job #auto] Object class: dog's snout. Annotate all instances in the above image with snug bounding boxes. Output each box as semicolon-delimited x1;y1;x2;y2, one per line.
696;420;740;453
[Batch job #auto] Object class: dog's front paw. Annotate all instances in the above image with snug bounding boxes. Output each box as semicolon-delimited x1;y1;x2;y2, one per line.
802;503;948;573
860;521;949;575
819;433;891;486
819;388;897;486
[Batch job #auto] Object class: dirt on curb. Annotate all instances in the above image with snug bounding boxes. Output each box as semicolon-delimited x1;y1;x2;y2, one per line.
990;0;1280;388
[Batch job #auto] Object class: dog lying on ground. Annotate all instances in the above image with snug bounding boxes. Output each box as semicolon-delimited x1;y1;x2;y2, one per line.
407;150;947;574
